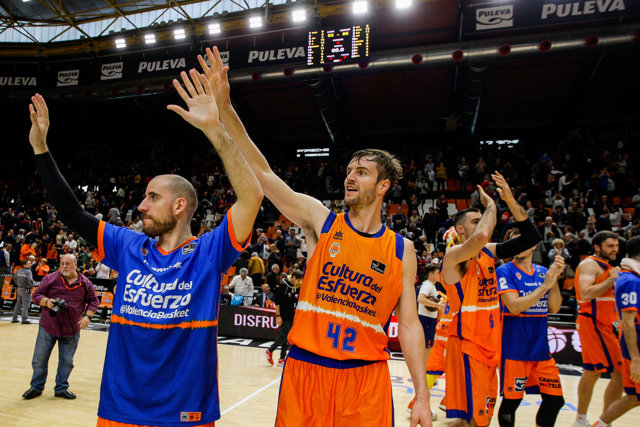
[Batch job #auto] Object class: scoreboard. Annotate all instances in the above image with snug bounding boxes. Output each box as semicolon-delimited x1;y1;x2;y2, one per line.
307;24;371;66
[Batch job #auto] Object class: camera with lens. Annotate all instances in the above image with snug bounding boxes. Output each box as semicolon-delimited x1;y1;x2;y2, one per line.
49;298;67;317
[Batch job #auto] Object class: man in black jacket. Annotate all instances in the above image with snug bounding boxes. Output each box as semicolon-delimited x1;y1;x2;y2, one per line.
265;269;302;367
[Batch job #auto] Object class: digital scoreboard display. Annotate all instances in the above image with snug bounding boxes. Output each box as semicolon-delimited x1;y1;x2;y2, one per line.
307;24;371;66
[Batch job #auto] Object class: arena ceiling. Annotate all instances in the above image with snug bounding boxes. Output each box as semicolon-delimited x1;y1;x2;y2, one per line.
0;0;639;151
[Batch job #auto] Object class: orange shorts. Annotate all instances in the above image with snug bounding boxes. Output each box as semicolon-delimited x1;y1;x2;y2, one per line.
97;418;214;427
445;336;497;426
577;314;624;373
622;357;640;400
426;333;447;375
276;346;393;427
500;358;563;399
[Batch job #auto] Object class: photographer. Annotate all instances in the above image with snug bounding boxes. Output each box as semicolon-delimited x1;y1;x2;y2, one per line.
22;253;99;400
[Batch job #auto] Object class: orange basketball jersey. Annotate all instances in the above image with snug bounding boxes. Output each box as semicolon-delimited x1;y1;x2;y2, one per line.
444;247;502;367
575;256;617;325
287;212;404;361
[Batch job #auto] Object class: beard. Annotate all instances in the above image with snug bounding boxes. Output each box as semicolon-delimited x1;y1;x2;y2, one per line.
600;249;618;262
344;187;377;209
142;214;177;237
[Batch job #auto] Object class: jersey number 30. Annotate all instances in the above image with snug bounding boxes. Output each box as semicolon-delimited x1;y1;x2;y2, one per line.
327;323;357;352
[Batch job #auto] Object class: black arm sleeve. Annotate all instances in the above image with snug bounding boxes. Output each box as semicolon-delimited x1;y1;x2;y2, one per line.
495;218;542;260
34;152;99;247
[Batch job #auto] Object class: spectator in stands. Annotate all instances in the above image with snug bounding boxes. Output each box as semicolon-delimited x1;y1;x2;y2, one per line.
538;216;562;241
435;162;447;191
422;207;440;244
253;283;273;308
94;261;111;279
392;206;407;232
0;243;11;273
266;263;281;292
474;157;488;183
564;233;581;270
20;240;36;261
283;228;300;269
76;246;91;269
596;209;613;231
55;229;66;247
548;238;570;263
62;234;77;253
409;209;421;226
458;157;470;188
267;243;281;271
553;205;568;229
248;251;265;289
35;258;50;280
220;285;233;306
22;254;98;400
228;268;254;306
12;259;34;324
233;250;250;272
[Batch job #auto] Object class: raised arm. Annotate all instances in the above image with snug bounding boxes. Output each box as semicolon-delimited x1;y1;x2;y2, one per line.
28;94;99;246
487;171;541;258
198;47;329;247
395;240;431;427
577;259;620;301
441;186;496;284
167;70;262;243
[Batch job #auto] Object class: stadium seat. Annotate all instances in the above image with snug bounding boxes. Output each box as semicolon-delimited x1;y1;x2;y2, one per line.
456;199;467;211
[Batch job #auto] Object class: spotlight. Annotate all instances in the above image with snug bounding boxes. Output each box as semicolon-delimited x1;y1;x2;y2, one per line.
174;28;186;40
323;64;333;73
353;1;368;15
411;54;422;65
396;0;412;9
249;16;262;29
144;34;156;44
251;71;261;81
208;23;221;35
292;9;306;23
115;38;126;49
452;50;464;61
358;61;369;69
284;68;294;78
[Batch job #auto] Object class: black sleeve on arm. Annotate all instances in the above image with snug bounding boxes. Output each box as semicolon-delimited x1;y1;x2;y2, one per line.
34;152;99;247
495;218;542;260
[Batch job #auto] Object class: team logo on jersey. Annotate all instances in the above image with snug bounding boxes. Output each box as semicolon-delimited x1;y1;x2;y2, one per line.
514;377;526;391
488;266;495;274
538;272;545;278
370;259;386;275
182;242;196;255
329;242;341;257
515;272;522;280
141;247;148;256
333;230;343;240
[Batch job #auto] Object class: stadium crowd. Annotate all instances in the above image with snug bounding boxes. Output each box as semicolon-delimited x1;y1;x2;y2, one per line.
1;126;639;318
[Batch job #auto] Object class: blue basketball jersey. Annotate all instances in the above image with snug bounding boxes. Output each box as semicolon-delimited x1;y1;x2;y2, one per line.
95;214;245;426
497;261;551;361
615;271;640;360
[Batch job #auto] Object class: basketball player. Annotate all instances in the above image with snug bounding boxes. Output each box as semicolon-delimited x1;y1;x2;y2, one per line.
573;231;623;427
440;173;541;427
26;69;262;427
592;235;640;427
497;228;566;427
199;47;431;426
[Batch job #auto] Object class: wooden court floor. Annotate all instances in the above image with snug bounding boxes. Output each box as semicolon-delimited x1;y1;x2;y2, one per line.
1;318;639;426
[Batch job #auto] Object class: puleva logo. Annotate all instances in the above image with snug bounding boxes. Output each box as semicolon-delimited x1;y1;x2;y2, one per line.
475;5;514;31
328;242;340;258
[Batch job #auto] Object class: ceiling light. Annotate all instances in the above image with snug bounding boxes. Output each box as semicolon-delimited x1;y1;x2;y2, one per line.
144;33;156;44
352;1;368;15
292;9;306;23
115;38;126;49
208;23;221;34
395;0;412;9
174;28;186;40
249;16;262;29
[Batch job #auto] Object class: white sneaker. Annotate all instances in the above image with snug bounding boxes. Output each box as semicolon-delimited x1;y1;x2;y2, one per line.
572;419;591;427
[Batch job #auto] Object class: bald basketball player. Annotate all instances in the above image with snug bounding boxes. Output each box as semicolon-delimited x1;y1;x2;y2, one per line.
27;68;262;427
